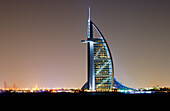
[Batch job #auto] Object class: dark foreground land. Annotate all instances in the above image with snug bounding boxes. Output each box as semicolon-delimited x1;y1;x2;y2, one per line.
0;92;169;106
0;92;169;99
0;92;168;108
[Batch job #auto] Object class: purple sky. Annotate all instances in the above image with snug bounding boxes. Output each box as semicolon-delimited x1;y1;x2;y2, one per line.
0;0;170;89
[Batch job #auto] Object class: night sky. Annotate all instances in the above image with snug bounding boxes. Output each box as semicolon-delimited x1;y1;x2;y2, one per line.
0;0;170;89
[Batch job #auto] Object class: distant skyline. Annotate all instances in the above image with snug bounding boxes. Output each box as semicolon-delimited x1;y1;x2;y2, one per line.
0;0;170;89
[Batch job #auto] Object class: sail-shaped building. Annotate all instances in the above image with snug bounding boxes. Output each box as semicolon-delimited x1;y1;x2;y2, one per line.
81;8;134;91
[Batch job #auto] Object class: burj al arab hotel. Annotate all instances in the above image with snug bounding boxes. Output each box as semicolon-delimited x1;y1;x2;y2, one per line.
81;8;134;91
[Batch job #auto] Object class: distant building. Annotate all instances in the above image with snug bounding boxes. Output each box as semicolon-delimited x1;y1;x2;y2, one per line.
81;8;134;91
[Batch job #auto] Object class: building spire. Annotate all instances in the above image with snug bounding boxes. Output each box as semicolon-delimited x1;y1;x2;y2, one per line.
88;6;90;20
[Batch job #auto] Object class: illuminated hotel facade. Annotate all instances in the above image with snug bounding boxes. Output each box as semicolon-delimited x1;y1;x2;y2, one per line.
81;8;134;91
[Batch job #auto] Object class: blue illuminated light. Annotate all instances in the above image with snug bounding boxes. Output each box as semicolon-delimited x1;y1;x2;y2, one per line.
95;62;109;76
103;43;110;58
96;76;112;88
94;47;103;58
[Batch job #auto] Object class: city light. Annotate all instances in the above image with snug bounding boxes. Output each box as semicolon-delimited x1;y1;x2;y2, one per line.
0;85;169;94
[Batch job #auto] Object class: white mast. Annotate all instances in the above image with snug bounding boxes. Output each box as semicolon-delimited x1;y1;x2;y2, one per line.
88;7;90;20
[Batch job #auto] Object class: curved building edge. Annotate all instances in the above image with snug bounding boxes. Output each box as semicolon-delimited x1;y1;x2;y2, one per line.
81;21;135;91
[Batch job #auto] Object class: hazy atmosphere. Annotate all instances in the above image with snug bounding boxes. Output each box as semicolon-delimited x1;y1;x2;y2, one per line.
0;0;170;89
